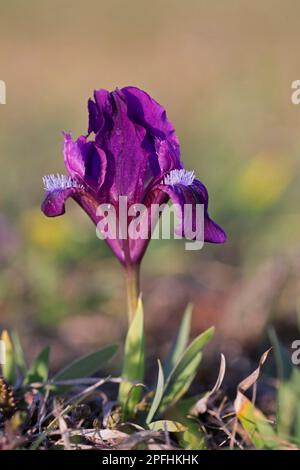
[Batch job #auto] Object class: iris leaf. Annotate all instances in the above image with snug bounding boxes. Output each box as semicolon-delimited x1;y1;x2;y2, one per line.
118;298;145;420
236;397;277;449
159;326;214;412
165;395;207;449
11;331;27;375
53;344;118;382
269;327;300;444
164;303;192;377
24;346;50;385
146;359;164;424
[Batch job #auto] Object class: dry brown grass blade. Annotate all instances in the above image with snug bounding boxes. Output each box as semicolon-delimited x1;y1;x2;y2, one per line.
236;349;271;398
190;353;226;415
44;376;110;427
50;428;129;449
230;348;272;449
53;400;71;450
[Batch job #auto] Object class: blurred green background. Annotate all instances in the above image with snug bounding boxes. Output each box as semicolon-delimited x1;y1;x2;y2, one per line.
0;0;300;370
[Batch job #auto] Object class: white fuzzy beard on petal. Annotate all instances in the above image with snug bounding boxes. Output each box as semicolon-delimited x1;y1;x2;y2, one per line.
164;169;195;186
42;173;83;192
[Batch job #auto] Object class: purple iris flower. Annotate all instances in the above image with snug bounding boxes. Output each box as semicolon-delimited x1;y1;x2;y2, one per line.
42;87;226;267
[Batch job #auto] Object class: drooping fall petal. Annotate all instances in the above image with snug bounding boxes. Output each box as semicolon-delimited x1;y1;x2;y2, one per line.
156;170;226;243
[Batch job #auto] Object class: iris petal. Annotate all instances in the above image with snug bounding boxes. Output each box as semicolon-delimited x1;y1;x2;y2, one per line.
63;133;107;193
156;178;227;244
121;86;178;143
63;133;85;180
41;187;77;217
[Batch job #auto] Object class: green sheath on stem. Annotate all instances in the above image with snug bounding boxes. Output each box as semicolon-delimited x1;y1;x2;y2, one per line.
125;265;140;324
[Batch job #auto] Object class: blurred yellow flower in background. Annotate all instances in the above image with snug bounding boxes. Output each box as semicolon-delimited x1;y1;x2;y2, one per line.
22;208;73;252
236;153;293;211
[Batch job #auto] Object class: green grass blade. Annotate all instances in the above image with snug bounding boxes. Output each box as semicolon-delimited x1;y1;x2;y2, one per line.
159;326;214;413
53;344;118;381
24;346;50;385
146;359;164;424
165;395;207;449
164;304;192;377
269;327;300;442
237;396;278;449
118;298;145;420
11;331;27;375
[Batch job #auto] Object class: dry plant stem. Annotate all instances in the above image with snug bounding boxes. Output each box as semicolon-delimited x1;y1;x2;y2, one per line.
125;264;140;324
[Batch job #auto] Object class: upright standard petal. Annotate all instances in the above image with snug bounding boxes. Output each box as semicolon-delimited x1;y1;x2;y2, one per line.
64;133;107;193
121;86;182;174
88;88;149;204
87;87;183;202
121;86;178;142
63;133;85;180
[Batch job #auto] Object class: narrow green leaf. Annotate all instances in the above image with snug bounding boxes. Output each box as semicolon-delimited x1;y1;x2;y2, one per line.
118;298;145;420
237;396;278;449
1;330;17;384
146;360;164;424
53;344;118;381
148;420;186;432
165;397;207;449
164;304;192;377
24;346;50;385
180;419;207;450
11;331;27;375
269;327;293;381
269;327;300;443
159;326;214;412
